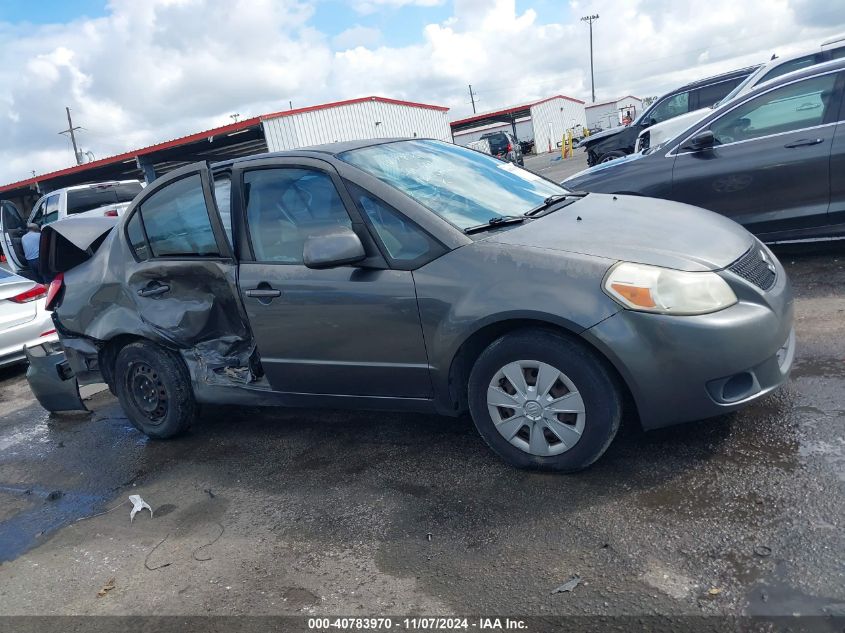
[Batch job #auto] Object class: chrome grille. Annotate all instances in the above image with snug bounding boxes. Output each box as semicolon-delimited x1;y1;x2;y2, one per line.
728;246;777;291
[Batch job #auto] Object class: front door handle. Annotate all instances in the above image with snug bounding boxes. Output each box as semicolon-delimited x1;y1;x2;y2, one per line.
137;282;170;297
245;288;282;298
784;138;823;148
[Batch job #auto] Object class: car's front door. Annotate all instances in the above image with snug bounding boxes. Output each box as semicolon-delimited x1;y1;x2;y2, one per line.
0;201;26;273
234;158;432;399
670;70;843;236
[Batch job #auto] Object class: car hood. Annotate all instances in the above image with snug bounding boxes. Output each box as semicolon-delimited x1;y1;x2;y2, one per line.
578;127;624;147
486;193;753;272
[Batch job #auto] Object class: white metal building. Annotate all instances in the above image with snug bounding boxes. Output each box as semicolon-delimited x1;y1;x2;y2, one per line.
585;95;644;131
450;95;586;154
262;97;451;152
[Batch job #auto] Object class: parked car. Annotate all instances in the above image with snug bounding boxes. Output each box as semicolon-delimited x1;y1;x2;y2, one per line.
0;180;144;277
480;131;524;166
0;268;57;368
564;59;845;243
636;38;845;152
578;65;759;166
19;139;793;472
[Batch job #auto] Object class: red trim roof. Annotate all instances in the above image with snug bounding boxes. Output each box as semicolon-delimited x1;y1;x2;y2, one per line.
585;95;642;109
449;94;585;127
261;96;449;120
0;96;448;194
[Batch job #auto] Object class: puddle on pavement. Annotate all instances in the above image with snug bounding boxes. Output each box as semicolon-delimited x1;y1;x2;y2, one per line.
0;485;107;563
799;438;845;482
746;562;845;617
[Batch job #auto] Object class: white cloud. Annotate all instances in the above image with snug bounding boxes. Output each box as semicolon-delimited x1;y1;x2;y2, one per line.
0;0;843;184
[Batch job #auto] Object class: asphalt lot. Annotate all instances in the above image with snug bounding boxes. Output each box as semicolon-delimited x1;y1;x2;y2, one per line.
0;158;843;623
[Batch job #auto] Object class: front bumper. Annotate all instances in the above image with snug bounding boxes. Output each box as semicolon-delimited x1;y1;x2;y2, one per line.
582;263;794;430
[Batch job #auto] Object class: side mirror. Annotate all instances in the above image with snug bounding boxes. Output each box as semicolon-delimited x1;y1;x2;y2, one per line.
640;118;656;130
303;225;366;269
685;130;715;151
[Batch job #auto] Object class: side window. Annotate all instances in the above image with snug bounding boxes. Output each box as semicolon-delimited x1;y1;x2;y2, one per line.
30;200;45;226
126;210;149;261
43;195;60;225
693;80;737;110
759;54;818;84
213;175;232;246
128;174;220;258
347;183;436;262
648;92;690;124
709;74;838;145
243;168;351;264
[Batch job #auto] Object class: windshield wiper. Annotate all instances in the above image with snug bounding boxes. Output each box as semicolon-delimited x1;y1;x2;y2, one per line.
524;193;585;217
464;215;525;234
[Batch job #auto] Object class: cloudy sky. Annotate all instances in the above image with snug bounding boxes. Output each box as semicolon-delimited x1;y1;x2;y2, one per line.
0;0;843;184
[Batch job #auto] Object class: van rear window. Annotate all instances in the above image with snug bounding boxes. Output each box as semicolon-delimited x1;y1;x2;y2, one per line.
67;183;143;215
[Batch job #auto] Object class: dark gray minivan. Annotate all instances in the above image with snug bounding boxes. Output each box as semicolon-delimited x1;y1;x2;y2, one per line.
565;59;845;243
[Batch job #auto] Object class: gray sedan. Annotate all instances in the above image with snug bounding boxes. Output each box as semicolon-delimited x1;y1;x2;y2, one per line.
18;139;794;471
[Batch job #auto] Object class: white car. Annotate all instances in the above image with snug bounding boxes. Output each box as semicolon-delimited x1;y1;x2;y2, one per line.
1;181;143;277
635;36;845;152
0;268;58;367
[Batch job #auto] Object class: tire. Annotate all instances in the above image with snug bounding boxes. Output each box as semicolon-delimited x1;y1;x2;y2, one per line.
467;330;621;472
598;150;627;164
114;341;197;439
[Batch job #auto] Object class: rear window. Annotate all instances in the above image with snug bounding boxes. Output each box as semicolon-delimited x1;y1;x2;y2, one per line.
482;134;510;154
67;182;143;215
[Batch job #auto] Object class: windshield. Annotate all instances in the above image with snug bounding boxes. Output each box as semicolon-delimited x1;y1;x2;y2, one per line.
67;182;143;215
338;140;566;230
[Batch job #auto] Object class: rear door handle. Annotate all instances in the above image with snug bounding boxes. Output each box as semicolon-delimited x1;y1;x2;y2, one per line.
137;282;170;297
245;289;282;298
784;138;823;148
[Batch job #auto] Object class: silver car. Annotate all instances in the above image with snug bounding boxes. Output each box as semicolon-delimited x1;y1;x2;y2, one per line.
0;268;58;367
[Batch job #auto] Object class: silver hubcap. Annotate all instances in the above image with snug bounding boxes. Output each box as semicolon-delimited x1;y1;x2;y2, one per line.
487;360;586;457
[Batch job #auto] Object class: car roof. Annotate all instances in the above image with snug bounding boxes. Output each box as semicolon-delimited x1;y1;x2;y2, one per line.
37;179;143;199
212;137;426;170
751;56;845;91
668;64;761;93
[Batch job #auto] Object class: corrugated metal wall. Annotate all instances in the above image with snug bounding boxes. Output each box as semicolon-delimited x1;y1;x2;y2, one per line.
530;98;587;154
262;100;451;151
452;119;534;146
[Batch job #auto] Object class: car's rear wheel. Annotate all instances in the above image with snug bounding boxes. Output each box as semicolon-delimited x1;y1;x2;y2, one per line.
467;330;621;472
114;341;197;439
598;150;627;164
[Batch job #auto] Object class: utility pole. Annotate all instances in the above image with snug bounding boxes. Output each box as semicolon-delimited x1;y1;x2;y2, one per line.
581;14;599;103
59;107;84;165
468;84;477;114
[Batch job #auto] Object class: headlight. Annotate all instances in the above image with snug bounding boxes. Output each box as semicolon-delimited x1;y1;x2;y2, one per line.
604;262;737;315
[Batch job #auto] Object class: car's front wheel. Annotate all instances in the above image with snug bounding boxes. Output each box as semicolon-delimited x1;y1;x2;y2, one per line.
114;341;197;439
467;330;621;472
598;150;627;164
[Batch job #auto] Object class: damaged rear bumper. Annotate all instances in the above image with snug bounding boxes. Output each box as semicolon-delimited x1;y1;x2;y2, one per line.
25;341;88;413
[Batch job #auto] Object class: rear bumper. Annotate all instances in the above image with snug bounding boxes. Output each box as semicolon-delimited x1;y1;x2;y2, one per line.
582;268;794;430
0;313;58;368
25;342;87;412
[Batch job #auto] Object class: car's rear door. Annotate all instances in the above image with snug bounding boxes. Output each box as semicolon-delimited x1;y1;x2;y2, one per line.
233;156;433;400
1;201;27;273
671;70;843;236
829;76;845;229
119;162;253;356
